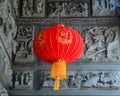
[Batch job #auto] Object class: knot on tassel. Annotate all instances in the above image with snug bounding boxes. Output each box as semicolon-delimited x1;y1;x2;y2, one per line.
51;60;66;91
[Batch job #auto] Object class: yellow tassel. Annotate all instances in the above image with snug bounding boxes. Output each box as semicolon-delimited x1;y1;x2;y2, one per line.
51;60;66;91
53;77;60;91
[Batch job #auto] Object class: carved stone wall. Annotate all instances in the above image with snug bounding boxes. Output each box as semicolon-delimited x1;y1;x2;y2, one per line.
12;0;120;18
8;0;120;96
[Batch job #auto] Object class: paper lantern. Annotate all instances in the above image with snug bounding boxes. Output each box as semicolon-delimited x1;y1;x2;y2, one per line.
33;24;84;90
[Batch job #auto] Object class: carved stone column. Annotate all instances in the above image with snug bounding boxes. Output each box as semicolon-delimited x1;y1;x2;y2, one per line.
0;0;14;91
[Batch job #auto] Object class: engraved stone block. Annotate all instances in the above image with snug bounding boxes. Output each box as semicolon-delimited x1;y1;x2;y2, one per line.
47;0;88;17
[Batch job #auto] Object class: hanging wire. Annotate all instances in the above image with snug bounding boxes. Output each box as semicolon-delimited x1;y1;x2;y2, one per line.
41;0;60;24
57;0;60;24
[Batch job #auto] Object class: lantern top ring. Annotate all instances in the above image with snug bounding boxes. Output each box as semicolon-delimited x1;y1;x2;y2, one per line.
52;23;64;27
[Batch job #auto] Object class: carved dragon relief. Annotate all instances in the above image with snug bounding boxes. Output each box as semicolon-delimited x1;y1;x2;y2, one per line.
74;26;120;61
40;71;120;89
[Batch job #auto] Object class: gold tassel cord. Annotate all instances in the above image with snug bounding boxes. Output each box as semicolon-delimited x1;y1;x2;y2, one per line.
51;60;66;91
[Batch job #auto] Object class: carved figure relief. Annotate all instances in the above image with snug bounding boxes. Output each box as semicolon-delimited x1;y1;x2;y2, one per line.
47;0;88;17
81;26;119;61
22;0;45;17
13;0;19;16
92;0;120;16
12;71;33;89
15;25;34;63
41;71;120;89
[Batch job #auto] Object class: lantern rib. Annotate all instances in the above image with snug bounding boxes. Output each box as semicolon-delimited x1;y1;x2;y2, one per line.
50;27;56;61
59;26;64;60
40;28;55;63
45;29;54;62
60;46;65;60
65;30;78;63
57;26;60;60
60;27;73;62
68;31;79;62
68;35;84;63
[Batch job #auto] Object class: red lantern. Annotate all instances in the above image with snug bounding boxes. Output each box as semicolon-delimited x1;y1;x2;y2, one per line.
33;24;84;90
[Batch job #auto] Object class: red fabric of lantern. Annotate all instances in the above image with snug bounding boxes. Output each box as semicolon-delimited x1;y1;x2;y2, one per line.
33;24;84;90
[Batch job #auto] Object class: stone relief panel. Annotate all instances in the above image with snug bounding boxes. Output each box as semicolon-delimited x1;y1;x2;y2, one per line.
21;0;45;17
47;0;88;17
75;26;120;61
15;25;34;63
0;82;8;96
11;71;33;89
92;0;120;16
40;71;120;89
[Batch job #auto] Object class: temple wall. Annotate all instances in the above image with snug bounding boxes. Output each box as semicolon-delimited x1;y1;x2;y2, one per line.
0;0;120;96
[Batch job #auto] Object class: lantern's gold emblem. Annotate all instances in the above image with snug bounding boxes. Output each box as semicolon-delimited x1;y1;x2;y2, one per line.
35;32;46;47
57;29;72;45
